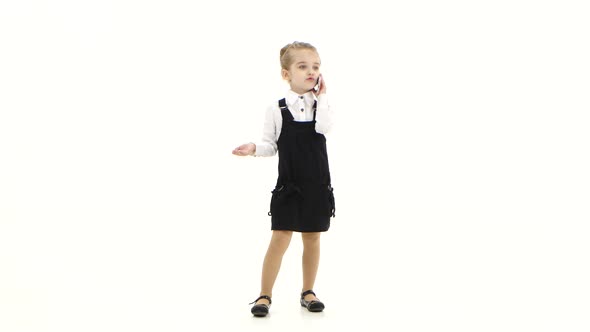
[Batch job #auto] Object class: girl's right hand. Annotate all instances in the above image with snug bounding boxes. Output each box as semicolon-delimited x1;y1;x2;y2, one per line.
232;143;256;156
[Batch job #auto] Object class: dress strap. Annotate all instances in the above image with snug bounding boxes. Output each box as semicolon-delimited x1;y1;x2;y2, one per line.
278;98;294;121
278;98;288;111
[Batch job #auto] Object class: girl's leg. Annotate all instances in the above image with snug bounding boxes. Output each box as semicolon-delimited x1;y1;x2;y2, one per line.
256;230;293;305
301;232;321;301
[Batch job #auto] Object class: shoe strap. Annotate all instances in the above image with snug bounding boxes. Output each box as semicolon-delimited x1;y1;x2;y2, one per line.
249;295;272;305
301;290;316;298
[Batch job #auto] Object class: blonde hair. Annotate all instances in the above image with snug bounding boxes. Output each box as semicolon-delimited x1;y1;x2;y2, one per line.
280;41;319;70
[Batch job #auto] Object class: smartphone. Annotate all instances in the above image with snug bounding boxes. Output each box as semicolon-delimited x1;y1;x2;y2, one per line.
314;76;321;92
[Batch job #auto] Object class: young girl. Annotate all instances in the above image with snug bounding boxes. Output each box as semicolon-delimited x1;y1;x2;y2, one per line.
232;41;335;317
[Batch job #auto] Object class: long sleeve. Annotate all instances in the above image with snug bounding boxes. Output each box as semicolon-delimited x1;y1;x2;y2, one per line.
254;105;278;157
314;94;334;134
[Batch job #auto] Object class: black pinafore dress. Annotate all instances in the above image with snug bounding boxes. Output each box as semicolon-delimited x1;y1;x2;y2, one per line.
268;98;335;232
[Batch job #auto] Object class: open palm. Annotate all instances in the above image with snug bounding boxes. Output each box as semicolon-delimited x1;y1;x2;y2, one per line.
232;143;256;156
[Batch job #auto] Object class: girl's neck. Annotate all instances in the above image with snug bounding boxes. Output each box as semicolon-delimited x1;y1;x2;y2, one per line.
290;87;309;95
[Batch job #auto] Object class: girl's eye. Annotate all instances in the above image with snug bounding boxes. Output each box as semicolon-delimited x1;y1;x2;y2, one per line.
313;66;319;71
299;65;306;69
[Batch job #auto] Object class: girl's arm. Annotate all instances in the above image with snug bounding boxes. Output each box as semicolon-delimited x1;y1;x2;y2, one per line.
315;94;334;134
253;105;278;156
314;75;334;134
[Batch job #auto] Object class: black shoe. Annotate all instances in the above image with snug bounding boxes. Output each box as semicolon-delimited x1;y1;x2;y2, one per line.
300;290;325;312
250;295;272;317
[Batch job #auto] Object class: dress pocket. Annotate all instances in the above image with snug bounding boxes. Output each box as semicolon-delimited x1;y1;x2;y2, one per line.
305;184;335;218
268;185;285;216
327;185;335;217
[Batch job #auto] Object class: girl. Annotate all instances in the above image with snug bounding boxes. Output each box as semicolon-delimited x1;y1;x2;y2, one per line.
232;41;335;317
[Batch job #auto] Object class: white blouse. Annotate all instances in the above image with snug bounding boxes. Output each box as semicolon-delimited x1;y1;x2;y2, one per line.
254;90;334;157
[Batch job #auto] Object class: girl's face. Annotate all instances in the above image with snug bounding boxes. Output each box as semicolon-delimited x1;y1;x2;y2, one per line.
282;49;321;95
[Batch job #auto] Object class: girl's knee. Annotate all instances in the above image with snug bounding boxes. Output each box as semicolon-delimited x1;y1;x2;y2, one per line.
271;230;293;246
301;232;321;245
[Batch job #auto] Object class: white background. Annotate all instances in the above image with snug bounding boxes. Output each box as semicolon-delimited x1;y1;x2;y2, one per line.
1;0;589;331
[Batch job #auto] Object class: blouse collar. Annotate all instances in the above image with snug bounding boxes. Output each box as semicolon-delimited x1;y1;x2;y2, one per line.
286;89;317;106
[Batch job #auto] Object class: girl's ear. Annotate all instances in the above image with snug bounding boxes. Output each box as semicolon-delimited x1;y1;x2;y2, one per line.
281;68;290;81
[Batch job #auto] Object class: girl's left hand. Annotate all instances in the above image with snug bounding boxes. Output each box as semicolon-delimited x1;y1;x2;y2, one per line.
313;74;326;96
